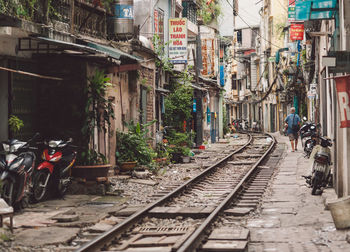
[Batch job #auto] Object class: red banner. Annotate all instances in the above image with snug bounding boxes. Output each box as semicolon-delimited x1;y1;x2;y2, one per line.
290;23;304;41
335;75;350;128
154;10;158;34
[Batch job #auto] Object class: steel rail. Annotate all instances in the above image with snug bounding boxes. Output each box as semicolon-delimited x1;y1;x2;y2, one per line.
177;133;276;252
76;134;253;252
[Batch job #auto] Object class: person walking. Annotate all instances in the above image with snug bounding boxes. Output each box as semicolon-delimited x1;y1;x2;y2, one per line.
284;107;301;152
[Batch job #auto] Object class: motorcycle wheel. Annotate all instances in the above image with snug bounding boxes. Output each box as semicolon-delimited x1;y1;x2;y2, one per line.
1;179;15;206
32;170;50;202
57;178;71;198
312;171;323;195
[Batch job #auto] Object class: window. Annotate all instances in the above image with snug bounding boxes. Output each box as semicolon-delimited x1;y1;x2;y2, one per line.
232;75;237;90
182;1;197;24
154;9;164;43
236;30;242;44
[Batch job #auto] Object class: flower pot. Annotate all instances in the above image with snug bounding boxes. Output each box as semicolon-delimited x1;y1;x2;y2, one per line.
328;196;350;229
171;153;182;163
182;156;190;163
72;164;112;181
119;161;137;171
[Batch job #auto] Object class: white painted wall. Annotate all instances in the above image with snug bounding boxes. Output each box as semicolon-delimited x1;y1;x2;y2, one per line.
235;0;262;30
218;0;234;37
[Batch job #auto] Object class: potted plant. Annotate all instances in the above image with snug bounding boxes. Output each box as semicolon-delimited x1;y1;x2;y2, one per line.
166;130;192;163
116;131;138;171
73;69;114;180
8;115;24;138
116;121;157;172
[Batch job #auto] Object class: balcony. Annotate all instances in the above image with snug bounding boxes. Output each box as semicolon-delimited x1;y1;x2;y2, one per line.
0;0;111;39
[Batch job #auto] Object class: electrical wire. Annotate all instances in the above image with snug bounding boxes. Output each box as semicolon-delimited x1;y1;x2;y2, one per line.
225;0;283;49
276;0;288;12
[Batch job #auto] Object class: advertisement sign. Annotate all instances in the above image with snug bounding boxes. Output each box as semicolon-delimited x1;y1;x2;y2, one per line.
295;0;337;21
288;6;296;22
290;23;304;41
169;18;188;64
310;83;317;95
115;4;133;19
335;75;350;128
220;65;224;87
201;39;215;76
154;10;158;34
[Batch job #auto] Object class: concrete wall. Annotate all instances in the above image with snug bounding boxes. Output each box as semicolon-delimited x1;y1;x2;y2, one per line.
218;0;234;37
333;0;350;197
235;0;262;30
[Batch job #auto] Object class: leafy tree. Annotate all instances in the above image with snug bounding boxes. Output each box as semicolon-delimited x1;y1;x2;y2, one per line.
164;70;194;131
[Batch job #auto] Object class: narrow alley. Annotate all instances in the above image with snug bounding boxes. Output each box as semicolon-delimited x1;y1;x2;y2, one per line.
0;0;350;251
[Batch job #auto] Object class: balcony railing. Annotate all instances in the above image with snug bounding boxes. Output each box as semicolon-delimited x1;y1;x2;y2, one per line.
0;0;112;39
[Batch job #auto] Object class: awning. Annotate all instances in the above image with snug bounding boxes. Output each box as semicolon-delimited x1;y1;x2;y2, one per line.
35;37;105;55
191;84;208;91
86;42;142;62
156;87;171;94
34;37;142;63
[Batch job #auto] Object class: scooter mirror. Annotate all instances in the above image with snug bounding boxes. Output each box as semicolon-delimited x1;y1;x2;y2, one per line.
29;132;40;143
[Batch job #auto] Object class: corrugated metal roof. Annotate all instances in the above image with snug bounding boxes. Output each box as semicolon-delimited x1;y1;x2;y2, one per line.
86;42;143;62
36;37;142;62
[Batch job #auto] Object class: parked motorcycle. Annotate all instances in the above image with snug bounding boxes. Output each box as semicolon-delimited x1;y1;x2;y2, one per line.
32;138;77;202
240;119;249;131
0;133;39;208
304;136;332;195
300;117;318;158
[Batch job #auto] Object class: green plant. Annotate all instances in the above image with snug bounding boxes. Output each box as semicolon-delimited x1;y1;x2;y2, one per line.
0;232;12;242
80;69;114;165
8;115;24;135
166;130;192;160
197;0;221;24
152;34;173;72
116;121;157;166
164;69;194;131
223;105;230;135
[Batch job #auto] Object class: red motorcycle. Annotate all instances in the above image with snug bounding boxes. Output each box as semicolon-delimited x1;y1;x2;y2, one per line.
32;139;77;202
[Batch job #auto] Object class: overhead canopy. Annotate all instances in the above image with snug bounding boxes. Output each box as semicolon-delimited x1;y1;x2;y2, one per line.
86;42;143;63
33;37;142;63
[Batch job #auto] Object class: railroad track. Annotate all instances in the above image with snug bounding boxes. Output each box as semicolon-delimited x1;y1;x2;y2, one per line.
76;133;276;252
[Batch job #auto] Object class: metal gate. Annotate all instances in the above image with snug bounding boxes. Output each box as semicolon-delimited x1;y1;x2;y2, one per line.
9;60;37;139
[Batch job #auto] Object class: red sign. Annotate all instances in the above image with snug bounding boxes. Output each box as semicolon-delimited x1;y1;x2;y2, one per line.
290;23;304;41
154;10;158;34
335;75;350;128
289;0;296;6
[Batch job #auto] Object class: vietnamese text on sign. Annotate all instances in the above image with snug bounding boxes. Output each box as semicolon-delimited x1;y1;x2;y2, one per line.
169;18;188;64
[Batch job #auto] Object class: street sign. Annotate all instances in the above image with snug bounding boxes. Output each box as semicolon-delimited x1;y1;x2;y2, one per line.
307;91;316;99
327;52;350;73
334;75;350;128
310;83;317;95
295;0;337;21
169;18;188;64
288;6;296;22
290;23;304;41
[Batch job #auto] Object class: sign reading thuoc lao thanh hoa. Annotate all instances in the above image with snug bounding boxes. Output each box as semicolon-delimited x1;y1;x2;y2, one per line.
169;18;188;64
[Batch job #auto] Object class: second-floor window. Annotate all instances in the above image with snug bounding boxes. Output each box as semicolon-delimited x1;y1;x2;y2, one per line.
232;75;237;90
182;1;197;24
154;9;164;43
